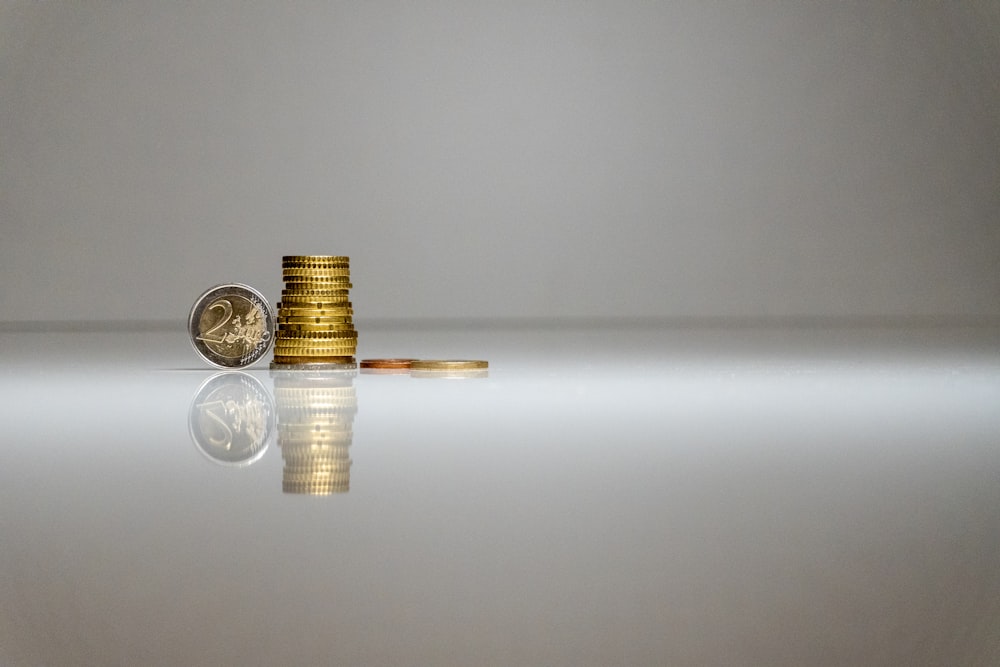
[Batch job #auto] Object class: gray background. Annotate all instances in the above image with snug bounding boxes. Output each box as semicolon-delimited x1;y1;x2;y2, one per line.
2;1;998;323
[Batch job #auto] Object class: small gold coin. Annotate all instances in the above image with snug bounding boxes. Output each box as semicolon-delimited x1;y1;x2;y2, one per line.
277;315;354;324
282;267;351;277
272;355;356;365
281;283;351;301
277;324;357;333
273;347;359;356
360;358;417;370
410;360;488;371
274;330;359;339
273;350;359;359
283;279;353;289
282;255;350;264
277;306;354;315
272;344;358;354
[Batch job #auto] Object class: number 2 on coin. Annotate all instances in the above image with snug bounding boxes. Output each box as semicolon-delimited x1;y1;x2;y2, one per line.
197;299;233;344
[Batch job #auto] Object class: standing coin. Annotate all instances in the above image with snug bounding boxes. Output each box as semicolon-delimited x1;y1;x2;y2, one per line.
189;283;275;368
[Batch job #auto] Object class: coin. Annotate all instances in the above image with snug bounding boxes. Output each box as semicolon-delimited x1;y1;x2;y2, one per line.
277;309;354;318
274;330;358;339
409;360;489;370
188;284;275;368
272;344;358;353
273;351;359;359
360;358;417;370
277;302;353;310
277;315;354;323
282;267;351;277
277;328;357;337
281;291;351;300
272;356;356;366
188;371;275;466
281;288;351;296
282;255;350;264
283;275;352;284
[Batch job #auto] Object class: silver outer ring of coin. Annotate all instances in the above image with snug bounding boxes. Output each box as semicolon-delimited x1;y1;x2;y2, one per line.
187;371;276;467
188;283;276;369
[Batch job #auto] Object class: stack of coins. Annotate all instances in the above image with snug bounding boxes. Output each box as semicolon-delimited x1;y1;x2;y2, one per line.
272;369;357;495
273;256;358;365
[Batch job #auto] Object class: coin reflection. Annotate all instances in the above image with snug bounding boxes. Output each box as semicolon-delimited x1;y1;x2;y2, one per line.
411;369;489;379
188;372;275;466
271;367;357;495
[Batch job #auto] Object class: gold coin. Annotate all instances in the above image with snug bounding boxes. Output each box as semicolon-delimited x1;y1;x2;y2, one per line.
282;261;349;268
278;320;355;327
274;342;357;351
272;355;356;365
273;346;358;355
277;324;357;333
282;255;350;264
278;315;352;324
281;288;351;297
410;359;488;370
277;325;356;333
278;300;352;308
273;342;358;351
282;267;351;277
274;331;357;340
273;351;358;359
360;358;416;370
281;296;351;304
277;306;353;315
283;272;351;281
273;350;357;357
282;257;349;264
274;330;358;339
284;280;353;289
274;322;358;341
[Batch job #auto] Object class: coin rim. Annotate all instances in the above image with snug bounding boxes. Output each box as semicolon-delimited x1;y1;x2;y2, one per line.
409;359;489;370
359;358;418;369
188;283;276;369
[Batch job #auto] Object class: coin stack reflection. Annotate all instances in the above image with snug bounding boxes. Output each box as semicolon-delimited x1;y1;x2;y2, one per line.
272;370;357;495
273;255;358;365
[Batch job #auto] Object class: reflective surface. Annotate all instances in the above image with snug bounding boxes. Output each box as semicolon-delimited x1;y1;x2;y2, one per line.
1;320;999;665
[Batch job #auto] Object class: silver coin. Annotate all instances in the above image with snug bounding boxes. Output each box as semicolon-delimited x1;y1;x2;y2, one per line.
189;283;275;368
188;371;276;466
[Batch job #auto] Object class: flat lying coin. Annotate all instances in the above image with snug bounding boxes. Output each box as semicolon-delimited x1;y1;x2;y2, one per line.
189;284;275;368
271;356;357;368
410;359;488;371
360;358;417;370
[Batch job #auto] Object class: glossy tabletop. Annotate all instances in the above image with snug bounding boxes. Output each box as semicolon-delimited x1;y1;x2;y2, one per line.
1;320;998;666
